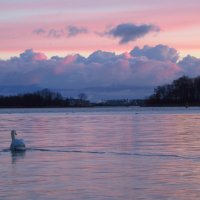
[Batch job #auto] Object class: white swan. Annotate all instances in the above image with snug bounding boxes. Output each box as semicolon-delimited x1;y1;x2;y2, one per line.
10;130;26;151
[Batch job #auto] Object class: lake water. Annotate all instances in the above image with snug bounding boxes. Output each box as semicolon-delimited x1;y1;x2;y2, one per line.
1;107;200;200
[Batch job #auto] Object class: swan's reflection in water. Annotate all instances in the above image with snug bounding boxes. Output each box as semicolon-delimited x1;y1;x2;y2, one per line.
11;151;26;164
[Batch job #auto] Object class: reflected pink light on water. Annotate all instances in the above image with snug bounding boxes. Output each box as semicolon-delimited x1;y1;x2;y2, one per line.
2;109;200;199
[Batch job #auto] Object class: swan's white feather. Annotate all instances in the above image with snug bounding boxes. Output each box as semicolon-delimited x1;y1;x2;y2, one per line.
10;131;26;151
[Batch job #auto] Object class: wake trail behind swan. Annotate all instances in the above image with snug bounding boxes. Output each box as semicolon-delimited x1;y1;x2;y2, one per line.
0;147;197;161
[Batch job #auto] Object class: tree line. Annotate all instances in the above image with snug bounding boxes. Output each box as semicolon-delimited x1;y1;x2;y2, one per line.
146;76;200;106
0;89;142;108
0;89;91;108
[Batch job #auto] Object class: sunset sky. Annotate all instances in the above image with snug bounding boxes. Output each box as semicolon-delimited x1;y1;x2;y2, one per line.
0;0;200;99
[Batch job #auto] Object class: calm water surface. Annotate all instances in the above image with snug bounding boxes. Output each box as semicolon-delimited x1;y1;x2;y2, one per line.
1;107;200;200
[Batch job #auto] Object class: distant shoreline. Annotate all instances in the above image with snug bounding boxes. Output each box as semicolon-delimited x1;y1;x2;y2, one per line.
0;104;198;109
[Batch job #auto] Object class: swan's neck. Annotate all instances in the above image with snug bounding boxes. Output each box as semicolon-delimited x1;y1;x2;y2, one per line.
11;133;15;141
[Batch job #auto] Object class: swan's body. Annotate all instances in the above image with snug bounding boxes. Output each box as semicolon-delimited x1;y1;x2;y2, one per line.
10;130;26;151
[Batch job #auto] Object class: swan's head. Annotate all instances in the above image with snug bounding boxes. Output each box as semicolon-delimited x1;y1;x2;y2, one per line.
11;130;17;140
11;130;17;135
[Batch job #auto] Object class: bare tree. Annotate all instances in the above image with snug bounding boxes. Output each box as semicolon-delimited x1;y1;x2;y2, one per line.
78;93;88;101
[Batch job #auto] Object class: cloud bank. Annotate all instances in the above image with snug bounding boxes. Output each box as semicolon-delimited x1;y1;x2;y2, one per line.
0;45;199;99
106;23;159;44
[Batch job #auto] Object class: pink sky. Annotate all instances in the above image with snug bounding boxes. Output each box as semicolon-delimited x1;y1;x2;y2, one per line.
0;0;200;59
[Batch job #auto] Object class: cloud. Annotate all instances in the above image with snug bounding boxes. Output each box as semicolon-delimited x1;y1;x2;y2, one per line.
33;28;46;35
87;50;116;63
19;49;47;61
48;29;65;38
106;23;159;44
33;28;65;38
67;25;88;37
33;25;88;38
178;55;200;77
130;44;179;63
0;45;199;99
